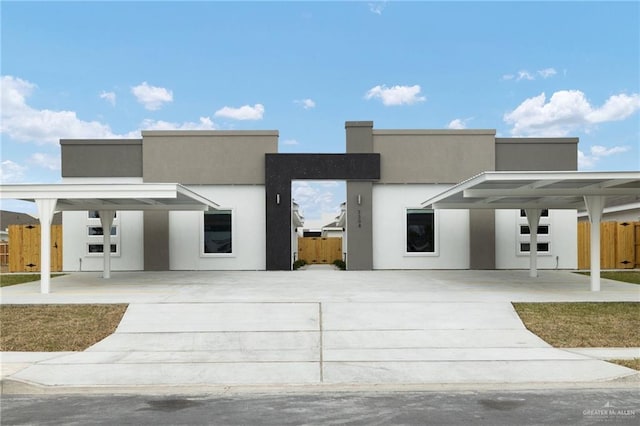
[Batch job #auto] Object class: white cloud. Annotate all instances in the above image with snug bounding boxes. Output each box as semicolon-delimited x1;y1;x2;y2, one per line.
140;117;217;131
447;118;468;129
365;84;426;106
28;153;60;171
368;2;387;15
214;103;265;120
502;74;515;81
517;70;535;81
1;75;122;144
295;98;316;109
578;145;630;169
0;160;27;183
292;181;341;220
504;90;640;136
538;68;557;79
131;82;173;110
281;139;299;145
99;90;116;106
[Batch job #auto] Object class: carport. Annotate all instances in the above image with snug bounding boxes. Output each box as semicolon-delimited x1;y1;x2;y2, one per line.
0;183;219;293
422;171;640;291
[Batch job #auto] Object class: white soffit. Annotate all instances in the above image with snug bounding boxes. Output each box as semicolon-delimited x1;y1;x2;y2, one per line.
0;183;220;211
421;171;640;210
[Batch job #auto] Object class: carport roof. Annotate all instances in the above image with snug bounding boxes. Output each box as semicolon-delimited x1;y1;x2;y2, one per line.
0;183;220;211
421;171;640;210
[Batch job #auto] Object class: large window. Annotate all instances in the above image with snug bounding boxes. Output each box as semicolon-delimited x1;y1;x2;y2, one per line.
518;209;551;255
204;210;232;254
86;212;119;256
406;209;435;253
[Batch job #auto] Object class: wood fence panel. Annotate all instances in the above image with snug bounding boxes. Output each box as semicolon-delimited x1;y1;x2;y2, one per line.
577;221;640;269
298;237;342;264
600;222;617;269
577;222;590;269
8;224;63;272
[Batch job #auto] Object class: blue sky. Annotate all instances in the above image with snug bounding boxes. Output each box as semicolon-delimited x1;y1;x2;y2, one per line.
1;1;639;223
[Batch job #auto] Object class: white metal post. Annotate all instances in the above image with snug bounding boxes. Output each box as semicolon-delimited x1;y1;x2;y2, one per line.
525;208;541;278
35;199;57;294
584;196;605;292
99;210;116;279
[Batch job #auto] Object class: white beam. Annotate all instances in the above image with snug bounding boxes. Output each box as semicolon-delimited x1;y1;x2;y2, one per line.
525;209;542;278
464;188;638;197
584;196;605;292
99;210;116;279
35;199;57;294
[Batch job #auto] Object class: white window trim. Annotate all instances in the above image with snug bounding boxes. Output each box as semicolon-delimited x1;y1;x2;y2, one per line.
200;207;236;258
87;225;118;237
86;242;120;257
404;207;439;257
516;210;551;257
85;212;120;256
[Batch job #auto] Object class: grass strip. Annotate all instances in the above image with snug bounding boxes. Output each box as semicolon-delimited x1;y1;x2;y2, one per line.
0;304;128;351
513;302;640;348
609;358;640;370
0;274;64;287
575;271;640;285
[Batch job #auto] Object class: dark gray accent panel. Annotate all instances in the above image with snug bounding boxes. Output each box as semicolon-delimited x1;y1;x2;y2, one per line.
496;138;578;171
61;140;142;177
346;181;373;270
346;121;373;153
142;131;278;184
469;210;496;269
265;154;380;271
143;210;169;271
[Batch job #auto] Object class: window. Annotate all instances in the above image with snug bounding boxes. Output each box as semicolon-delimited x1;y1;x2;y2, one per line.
520;209;548;217
88;211;117;219
204;210;232;254
406;209;435;253
520;242;550;252
88;244;117;253
88;226;117;236
519;225;549;235
518;210;551;255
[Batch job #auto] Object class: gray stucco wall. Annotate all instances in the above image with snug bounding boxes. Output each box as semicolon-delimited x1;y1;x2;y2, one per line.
143;210;169;271
61;139;142;177
141;131;278;184
373;130;496;183
496;138;578;171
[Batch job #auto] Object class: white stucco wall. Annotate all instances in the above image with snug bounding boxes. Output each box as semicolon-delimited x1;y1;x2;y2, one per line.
372;184;470;269
495;209;577;269
169;185;265;270
62;177;144;272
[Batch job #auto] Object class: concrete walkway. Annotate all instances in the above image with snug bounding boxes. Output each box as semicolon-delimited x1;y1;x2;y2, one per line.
1;270;639;392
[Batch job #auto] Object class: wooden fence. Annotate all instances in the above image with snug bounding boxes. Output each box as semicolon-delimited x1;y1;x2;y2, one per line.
298;237;342;264
0;242;8;272
8;224;63;272
577;221;639;269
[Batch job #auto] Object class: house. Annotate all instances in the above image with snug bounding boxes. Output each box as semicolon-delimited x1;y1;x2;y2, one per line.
56;121;582;272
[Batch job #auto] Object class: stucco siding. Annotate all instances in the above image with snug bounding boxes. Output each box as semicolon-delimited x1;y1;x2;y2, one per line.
372;184;470;269
169;185;265;270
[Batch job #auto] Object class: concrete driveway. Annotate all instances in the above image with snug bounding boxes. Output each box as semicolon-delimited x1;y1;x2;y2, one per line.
1;270;639;391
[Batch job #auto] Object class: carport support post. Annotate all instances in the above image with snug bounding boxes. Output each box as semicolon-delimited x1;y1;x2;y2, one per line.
525;209;541;278
584;196;605;292
99;210;115;279
35;199;57;294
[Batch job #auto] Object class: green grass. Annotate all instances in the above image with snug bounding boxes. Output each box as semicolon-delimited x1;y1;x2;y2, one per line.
0;274;65;287
513;302;640;348
576;271;640;284
0;304;128;351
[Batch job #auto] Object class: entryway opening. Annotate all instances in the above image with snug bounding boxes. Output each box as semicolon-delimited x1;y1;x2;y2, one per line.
291;180;346;268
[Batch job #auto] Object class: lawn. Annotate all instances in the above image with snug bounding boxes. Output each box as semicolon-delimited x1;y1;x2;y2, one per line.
0;304;128;351
0;273;65;287
576;270;640;285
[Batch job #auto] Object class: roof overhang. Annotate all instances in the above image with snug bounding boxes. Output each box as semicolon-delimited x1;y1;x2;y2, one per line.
0;183;220;211
421;171;640;210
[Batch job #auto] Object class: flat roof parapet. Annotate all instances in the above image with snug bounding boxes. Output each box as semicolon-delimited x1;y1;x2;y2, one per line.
141;130;279;137
373;129;497;136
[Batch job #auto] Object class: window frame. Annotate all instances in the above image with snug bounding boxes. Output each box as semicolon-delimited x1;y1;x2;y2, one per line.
517;209;551;256
404;207;438;257
200;208;235;257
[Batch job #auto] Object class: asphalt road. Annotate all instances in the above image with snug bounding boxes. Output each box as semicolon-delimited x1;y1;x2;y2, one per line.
1;388;639;425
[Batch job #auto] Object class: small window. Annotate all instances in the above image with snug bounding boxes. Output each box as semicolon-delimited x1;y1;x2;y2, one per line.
520;242;550;253
88;244;117;253
520;209;548;217
88;226;117;236
204;210;232;254
519;225;549;235
406;209;435;253
88;211;117;219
